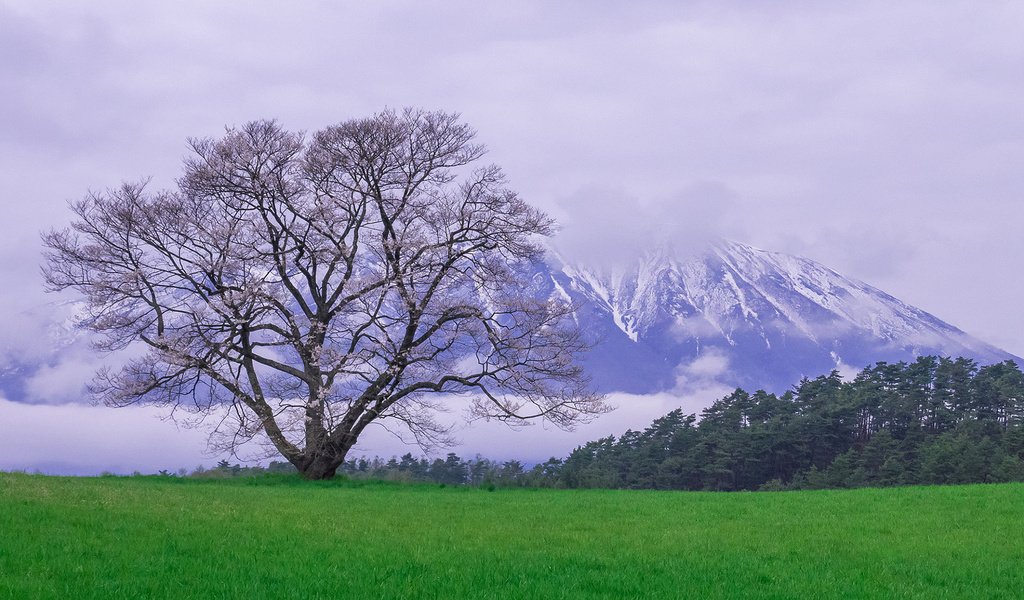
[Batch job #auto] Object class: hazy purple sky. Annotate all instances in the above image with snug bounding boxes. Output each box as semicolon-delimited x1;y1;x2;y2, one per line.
2;1;1023;473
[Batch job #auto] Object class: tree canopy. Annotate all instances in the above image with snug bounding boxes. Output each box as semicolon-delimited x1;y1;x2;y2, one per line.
43;108;604;479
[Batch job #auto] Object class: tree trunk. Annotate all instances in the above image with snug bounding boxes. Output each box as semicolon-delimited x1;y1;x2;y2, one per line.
298;452;345;480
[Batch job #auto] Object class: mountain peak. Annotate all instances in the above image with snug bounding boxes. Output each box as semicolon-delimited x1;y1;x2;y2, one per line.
542;239;1018;393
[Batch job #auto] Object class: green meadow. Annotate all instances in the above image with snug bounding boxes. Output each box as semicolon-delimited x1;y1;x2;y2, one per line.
1;474;1021;599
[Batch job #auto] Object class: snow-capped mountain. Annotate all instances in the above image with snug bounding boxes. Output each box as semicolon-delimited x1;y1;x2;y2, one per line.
534;239;1020;393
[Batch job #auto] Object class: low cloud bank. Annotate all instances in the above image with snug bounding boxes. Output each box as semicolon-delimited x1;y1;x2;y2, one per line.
0;383;731;474
0;399;217;475
350;386;727;464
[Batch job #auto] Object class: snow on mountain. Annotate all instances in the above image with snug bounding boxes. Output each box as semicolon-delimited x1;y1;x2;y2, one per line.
537;239;1020;394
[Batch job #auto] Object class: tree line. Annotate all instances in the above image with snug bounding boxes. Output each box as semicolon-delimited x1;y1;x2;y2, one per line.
194;356;1024;491
557;356;1024;490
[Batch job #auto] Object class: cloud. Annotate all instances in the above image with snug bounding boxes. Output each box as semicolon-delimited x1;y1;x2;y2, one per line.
676;349;730;381
0;386;730;473
351;387;727;463
671;349;737;397
548;180;747;268
22;353;96;404
0;398;219;475
832;356;861;382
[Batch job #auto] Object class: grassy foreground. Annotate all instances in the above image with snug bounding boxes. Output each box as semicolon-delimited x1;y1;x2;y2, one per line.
1;474;1022;599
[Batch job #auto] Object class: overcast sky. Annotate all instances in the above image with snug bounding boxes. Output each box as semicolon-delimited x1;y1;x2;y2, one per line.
2;1;1023;473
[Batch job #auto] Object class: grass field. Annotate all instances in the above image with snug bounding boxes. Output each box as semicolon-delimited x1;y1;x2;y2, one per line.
1;474;1022;599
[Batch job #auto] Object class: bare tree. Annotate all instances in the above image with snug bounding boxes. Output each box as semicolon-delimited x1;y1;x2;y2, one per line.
43;109;605;479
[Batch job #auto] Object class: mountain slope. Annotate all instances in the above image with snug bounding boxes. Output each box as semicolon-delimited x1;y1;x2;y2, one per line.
537;240;1019;393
